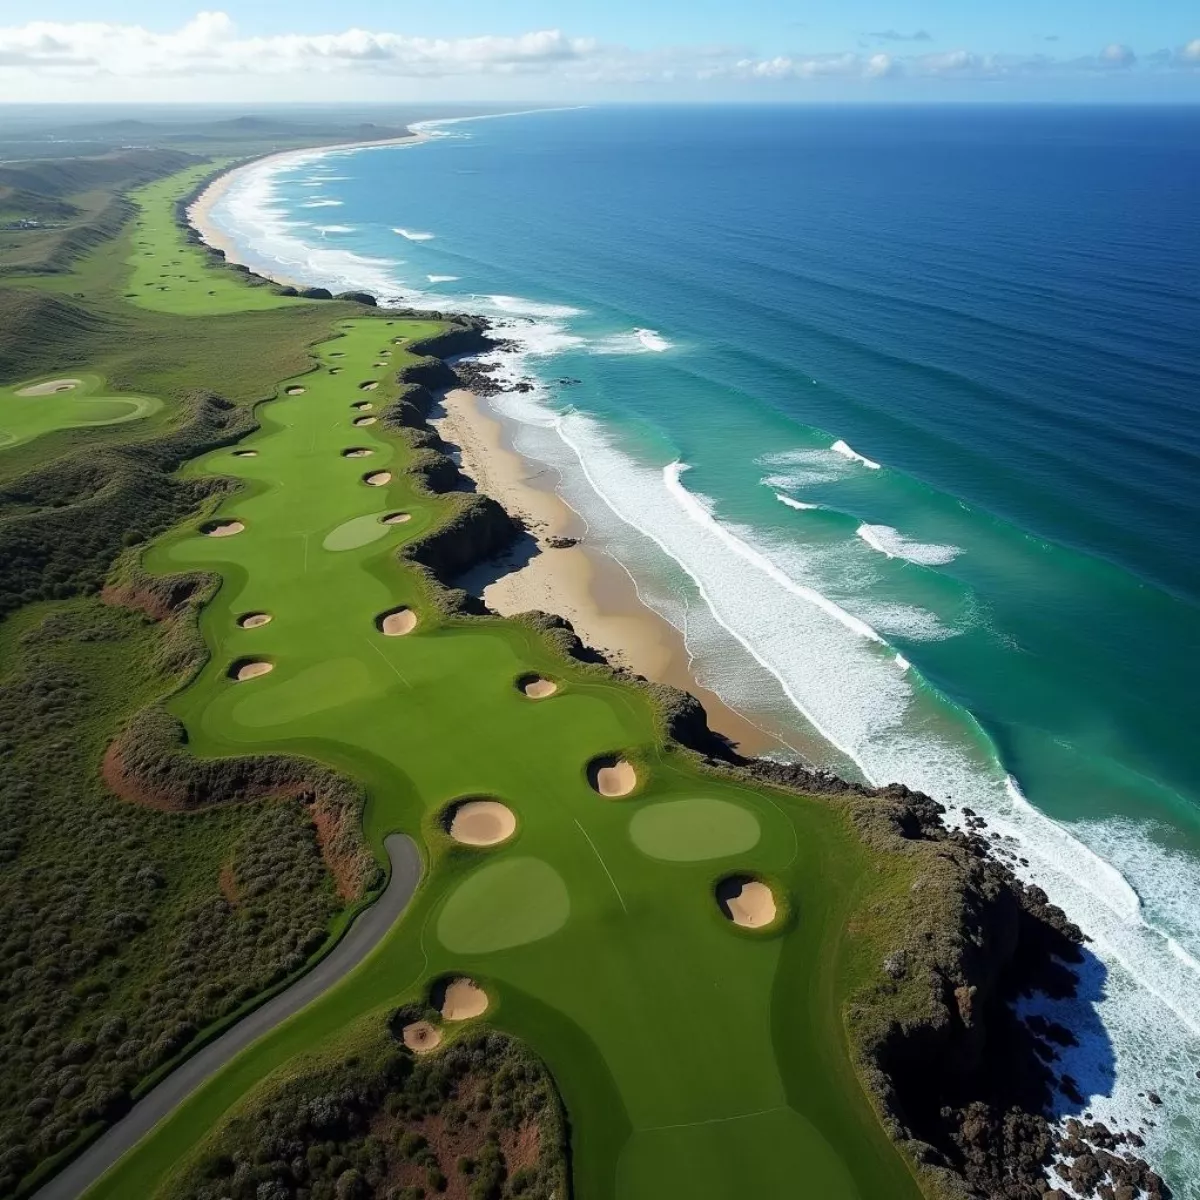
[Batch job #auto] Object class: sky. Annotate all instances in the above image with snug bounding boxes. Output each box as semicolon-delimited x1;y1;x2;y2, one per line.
1;2;1198;103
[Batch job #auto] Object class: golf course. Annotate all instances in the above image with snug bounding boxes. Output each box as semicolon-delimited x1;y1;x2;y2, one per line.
78;296;920;1197
0;159;924;1200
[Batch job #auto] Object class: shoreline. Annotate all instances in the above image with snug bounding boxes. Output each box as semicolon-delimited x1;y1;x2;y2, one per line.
188;130;433;286
431;389;785;758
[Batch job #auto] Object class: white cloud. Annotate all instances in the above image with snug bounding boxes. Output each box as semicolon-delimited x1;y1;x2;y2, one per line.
0;12;1195;96
0;15;595;78
1099;42;1137;68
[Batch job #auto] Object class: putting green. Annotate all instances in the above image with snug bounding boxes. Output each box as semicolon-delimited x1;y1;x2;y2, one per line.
437;857;571;954
629;797;761;862
322;511;393;551
0;373;160;450
79;251;924;1198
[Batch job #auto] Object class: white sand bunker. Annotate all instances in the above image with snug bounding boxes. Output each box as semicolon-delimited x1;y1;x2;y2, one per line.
18;378;82;397
204;520;244;537
352;401;373;411
716;876;778;929
230;659;273;682
588;756;637;798
232;450;258;458
519;674;557;700
342;447;373;458
448;799;516;847
364;471;392;486
238;612;272;629
401;1021;442;1053
378;607;417;636
436;977;489;1021
284;386;306;396
359;381;378;391
353;416;377;427
382;511;411;525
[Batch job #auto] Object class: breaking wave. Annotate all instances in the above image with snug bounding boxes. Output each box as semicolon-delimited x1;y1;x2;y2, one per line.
856;523;963;566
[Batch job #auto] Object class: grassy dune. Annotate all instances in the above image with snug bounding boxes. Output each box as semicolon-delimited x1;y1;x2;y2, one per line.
3;159;928;1200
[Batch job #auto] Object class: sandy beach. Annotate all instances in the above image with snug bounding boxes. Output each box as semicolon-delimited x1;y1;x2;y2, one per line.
432;389;783;757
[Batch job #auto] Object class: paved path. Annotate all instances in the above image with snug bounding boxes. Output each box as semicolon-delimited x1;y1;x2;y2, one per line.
35;833;422;1200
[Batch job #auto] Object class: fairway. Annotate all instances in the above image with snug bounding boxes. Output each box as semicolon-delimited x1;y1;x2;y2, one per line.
125;165;305;315
0;372;161;450
48;167;928;1200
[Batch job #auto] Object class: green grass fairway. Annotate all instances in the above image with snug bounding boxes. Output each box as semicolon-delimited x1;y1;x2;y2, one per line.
82;311;923;1200
0;372;161;450
124;165;304;315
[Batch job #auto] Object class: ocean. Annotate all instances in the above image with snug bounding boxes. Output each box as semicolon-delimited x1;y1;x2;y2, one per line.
205;104;1200;1190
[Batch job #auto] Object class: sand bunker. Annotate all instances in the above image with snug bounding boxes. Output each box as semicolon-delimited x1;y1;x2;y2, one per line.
435;977;489;1021
448;799;516;847
238;612;272;629
230;659;273;682
519;675;558;699
364;471;392;486
17;378;82;397
204;520;244;537
716;877;778;929
378;607;417;636
232;450;258;458
382;511;412;525
401;1021;442;1054
352;401;373;411
353;416;377;427
588;756;637;798
284;386;306;396
359;381;378;391
342;447;373;458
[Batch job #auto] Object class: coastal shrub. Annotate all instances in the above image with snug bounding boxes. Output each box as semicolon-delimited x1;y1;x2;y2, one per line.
0;601;348;1194
166;1028;569;1200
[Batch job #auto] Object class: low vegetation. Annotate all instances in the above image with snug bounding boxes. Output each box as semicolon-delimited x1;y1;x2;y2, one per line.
167;1021;568;1200
0;601;342;1194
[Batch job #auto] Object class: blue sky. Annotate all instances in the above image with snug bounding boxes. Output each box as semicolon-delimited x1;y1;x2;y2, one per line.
1;3;1198;102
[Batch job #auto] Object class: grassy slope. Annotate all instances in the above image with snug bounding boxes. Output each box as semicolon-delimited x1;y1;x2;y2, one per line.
65;179;927;1200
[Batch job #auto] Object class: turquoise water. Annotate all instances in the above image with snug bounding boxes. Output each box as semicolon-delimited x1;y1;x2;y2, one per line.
207;105;1200;1189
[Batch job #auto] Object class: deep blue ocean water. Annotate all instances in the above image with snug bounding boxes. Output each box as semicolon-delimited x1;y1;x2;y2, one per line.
209;105;1200;1189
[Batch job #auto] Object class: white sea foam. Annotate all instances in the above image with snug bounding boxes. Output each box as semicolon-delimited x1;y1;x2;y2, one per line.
427;274;459;283
301;199;343;208
316;225;355;235
637;327;671;352
485;294;583;319
774;493;820;511
856;523;963;566
393;227;434;241
831;438;881;469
